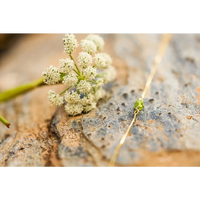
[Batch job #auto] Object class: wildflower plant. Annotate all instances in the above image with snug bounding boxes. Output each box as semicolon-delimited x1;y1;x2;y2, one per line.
41;34;116;116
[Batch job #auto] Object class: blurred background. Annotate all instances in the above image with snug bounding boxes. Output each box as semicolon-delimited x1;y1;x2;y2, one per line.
0;30;69;53
0;30;109;53
0;34;22;54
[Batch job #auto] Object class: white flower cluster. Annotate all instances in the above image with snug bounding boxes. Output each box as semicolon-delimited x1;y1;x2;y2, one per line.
94;53;112;69
76;80;92;93
58;58;75;74
42;34;117;116
65;103;83;116
62;74;78;87
81;39;97;55
82;66;97;80
78;52;92;68
42;65;60;85
63;34;78;54
86;34;105;51
103;66;117;83
94;88;106;101
48;90;64;106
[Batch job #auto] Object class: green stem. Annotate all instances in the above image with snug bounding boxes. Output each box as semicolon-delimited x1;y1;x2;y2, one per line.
0;115;10;128
96;73;105;78
60;72;67;80
69;54;81;74
59;86;71;95
73;69;79;75
89;80;97;84
0;75;67;127
0;77;44;103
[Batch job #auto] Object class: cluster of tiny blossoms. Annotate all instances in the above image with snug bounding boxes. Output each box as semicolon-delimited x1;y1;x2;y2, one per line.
41;34;116;116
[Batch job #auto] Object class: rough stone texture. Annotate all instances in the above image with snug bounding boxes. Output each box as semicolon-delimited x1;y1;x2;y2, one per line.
0;34;200;166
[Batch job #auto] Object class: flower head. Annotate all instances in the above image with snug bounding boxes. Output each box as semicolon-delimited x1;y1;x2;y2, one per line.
58;58;74;74
48;90;64;106
62;74;78;87
82;66;97;80
83;102;97;113
65;103;83;116
94;88;106;101
65;91;80;103
44;34;116;116
92;78;104;91
94;53;112;69
81;39;97;55
86;34;104;51
63;34;78;54
42;65;60;85
102;53;112;65
80;93;94;105
76;80;92;93
77;52;93;68
103;66;117;83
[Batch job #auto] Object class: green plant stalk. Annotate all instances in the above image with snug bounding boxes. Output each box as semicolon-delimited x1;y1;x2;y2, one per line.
96;73;105;78
0;75;66;128
0;77;44;103
69;54;81;74
73;69;79;75
0;77;44;128
0;115;10;128
59;86;71;95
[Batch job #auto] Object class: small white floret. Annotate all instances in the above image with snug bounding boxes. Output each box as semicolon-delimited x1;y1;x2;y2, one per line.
77;52;93;68
94;88;106;101
63;34;78;54
65;91;80;103
42;65;60;85
81;39;97;55
80;93;94;105
76;80;92;93
104;66;117;83
65;103;83;116
48;90;64;106
94;53;112;69
62;74;78;87
83;102;97;113
58;58;75;74
82;66;97;80
86;34;104;51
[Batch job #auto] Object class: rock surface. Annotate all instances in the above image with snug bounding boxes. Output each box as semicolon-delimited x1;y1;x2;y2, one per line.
0;34;200;166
